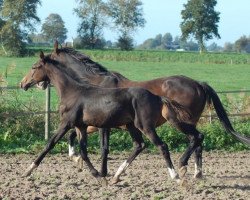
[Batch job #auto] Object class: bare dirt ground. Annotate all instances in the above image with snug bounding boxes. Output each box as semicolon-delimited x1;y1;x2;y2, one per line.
0;151;249;200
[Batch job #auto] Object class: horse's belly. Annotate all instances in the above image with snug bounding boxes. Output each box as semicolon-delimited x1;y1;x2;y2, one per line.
82;110;131;128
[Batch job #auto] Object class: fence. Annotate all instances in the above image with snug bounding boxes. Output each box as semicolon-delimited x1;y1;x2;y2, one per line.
0;85;250;140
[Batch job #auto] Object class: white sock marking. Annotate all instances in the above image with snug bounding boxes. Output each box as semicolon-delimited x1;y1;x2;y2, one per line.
168;168;179;179
113;160;129;180
68;145;75;157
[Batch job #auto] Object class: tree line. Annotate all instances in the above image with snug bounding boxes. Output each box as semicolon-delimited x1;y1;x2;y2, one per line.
137;33;250;53
0;0;232;56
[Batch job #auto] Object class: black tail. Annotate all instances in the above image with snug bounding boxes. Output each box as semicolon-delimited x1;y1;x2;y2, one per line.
201;83;250;145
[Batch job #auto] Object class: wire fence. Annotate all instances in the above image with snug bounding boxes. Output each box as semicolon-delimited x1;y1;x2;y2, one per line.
1;86;250;139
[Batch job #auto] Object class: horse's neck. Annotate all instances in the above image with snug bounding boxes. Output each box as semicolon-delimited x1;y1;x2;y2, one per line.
46;64;79;99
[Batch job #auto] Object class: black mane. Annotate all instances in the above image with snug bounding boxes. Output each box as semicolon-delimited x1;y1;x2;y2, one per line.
57;47;110;76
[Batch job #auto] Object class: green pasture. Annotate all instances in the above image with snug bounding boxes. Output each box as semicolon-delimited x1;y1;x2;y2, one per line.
0;50;250;153
1;51;250;89
1;56;250;110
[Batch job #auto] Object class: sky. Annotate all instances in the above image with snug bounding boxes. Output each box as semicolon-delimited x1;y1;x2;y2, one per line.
37;0;250;46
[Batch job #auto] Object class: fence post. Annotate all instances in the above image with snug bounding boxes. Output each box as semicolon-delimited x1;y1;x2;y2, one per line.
45;84;51;140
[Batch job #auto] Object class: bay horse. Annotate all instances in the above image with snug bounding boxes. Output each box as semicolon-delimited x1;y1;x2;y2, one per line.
20;52;191;184
48;43;250;180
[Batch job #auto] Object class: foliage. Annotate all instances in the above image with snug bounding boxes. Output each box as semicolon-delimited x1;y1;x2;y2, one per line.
74;0;108;49
117;33;134;51
41;13;67;44
137;33;199;51
0;87;59;153
106;0;145;50
234;35;250;53
207;42;222;52
223;42;234;52
180;0;220;53
0;0;41;56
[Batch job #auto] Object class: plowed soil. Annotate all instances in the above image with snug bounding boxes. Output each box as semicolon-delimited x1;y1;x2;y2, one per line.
0;151;249;199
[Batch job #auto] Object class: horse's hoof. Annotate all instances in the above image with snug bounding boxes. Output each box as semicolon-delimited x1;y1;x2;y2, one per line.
180;179;188;187
179;166;187;178
100;177;108;187
179;179;191;191
22;163;37;177
194;171;203;179
72;155;81;163
21;171;31;178
110;177;121;185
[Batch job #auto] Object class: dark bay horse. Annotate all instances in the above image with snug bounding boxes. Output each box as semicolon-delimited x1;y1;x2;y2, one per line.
20;52;191;184
48;43;250;180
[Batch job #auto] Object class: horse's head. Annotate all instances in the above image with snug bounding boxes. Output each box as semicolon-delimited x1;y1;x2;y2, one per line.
20;52;49;91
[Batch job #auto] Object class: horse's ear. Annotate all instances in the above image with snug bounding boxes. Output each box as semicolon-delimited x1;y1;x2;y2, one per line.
54;40;59;54
40;51;45;60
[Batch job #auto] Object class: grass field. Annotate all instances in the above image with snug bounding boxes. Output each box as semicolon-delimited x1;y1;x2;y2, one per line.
0;50;250;108
1;52;250;89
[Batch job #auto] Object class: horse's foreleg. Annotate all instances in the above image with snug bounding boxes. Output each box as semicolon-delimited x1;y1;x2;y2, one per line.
23;122;70;177
99;128;110;177
111;124;145;184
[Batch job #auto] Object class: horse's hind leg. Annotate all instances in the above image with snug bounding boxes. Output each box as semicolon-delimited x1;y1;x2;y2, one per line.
68;128;84;170
175;123;204;179
68;129;77;157
142;127;180;183
99;128;110;177
194;133;204;179
76;126;100;178
111;124;145;184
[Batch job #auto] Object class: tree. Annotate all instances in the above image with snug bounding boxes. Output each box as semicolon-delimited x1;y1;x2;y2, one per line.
27;33;47;45
41;13;67;44
137;38;156;49
107;0;145;50
0;0;41;56
116;32;134;50
74;0;107;49
180;0;220;53
162;33;173;49
234;35;249;53
223;42;234;52
207;42;222;52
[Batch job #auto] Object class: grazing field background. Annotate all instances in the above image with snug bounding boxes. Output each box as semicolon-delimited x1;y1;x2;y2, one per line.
0;49;250;153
